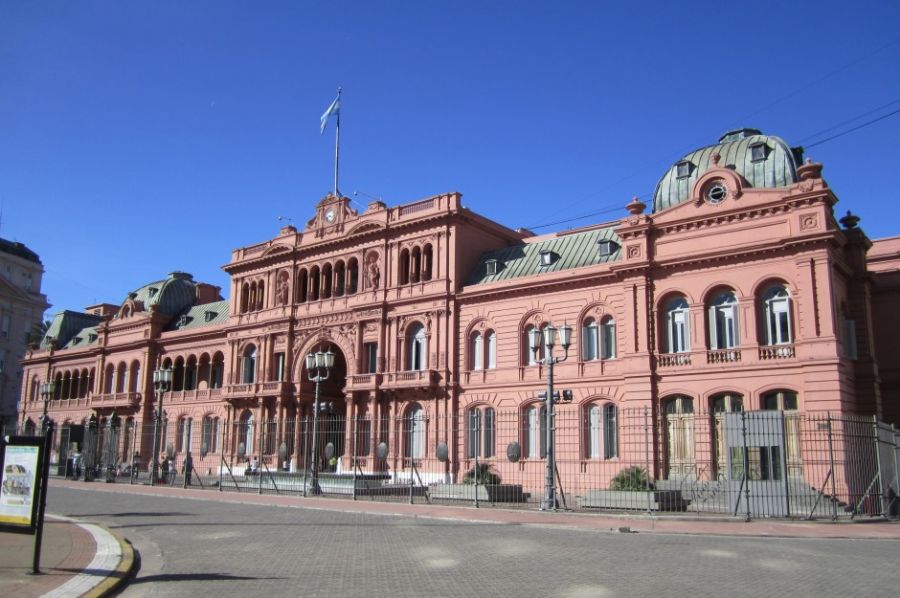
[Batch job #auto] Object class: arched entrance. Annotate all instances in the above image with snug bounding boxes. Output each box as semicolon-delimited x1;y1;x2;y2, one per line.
710;393;743;478
663;396;695;479
296;342;349;474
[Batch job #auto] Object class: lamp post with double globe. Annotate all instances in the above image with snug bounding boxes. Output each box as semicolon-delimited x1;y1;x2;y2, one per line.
528;323;573;511
150;367;173;485
305;348;335;495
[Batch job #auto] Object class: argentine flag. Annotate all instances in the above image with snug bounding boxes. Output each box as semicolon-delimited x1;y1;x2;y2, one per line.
320;95;340;134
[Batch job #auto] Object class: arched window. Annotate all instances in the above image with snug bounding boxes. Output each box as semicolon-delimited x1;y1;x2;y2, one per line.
184;355;197;391
103;365;114;394
407;324;427;371
486;330;497;369
116;362;127;393
177;416;192;453
240;412;254;457
422;244;433;281
210;352;225;389
310;266;320;301
249;282;257;312
404;404;426;460
709;291;739;349
322;264;333;299
524;324;546;365
297;269;309;303
582;318;599;361
762;390;797;411
665;296;691;353
711;393;743;413
399;249;410;285
470;332;483;370
54;372;63;400
202;415;219;454
762;285;792;345
467;406;496;458
128;361;141;393
256;281;265;310
586;403;618;459
334;261;346;297
240;283;249;313
600;316;616;359
410;246;421;283
242;345;257;384
347;258;359;294
524;404;546;459
172;357;185;391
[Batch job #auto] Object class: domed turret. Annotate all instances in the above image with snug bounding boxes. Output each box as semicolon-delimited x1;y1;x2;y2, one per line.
652;129;803;213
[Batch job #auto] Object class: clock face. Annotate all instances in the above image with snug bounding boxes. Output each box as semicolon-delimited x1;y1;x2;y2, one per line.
324;209;336;223
706;182;727;204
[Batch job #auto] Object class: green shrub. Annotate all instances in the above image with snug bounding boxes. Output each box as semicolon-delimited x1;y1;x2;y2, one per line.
462;463;501;485
609;466;653;491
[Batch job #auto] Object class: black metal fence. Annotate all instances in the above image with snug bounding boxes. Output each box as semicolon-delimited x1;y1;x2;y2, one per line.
31;408;900;520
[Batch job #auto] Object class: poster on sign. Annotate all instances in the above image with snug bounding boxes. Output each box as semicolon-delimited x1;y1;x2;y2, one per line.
0;442;42;530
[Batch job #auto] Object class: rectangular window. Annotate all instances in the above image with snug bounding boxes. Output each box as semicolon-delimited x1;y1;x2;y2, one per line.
274;352;285;381
601;320;616;360
604;404;618;459
467;410;480;459
844;319;858;360
670;311;688;353
1;314;8;338
364;342;378;373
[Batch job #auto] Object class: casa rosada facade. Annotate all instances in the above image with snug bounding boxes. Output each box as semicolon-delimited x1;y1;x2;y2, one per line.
17;129;900;492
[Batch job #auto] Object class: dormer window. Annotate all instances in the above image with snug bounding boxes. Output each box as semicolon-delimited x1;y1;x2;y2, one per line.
485;259;500;276
72;337;82;345
148;287;159;298
205;310;217;322
676;161;693;179
88;333;98;343
178;314;190;327
597;240;620;257
539;251;557;267
750;142;768;162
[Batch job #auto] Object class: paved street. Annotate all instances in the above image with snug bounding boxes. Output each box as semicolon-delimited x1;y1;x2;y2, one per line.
47;485;899;598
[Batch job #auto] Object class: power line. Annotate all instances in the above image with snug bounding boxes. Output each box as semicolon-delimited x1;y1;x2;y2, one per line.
804;107;900;149
798;98;900;145
524;35;900;231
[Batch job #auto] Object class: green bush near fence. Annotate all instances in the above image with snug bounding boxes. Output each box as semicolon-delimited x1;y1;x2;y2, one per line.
462;463;501;485
609;466;653;491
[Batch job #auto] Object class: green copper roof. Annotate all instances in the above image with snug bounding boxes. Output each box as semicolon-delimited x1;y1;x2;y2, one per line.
166;300;230;331
42;311;104;349
653;129;801;213
121;271;197;317
466;227;621;285
63;325;101;349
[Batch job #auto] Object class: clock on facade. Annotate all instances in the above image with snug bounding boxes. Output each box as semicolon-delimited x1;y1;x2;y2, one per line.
324;208;336;223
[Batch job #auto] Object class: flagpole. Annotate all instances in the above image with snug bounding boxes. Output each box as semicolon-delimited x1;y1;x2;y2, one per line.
334;87;342;197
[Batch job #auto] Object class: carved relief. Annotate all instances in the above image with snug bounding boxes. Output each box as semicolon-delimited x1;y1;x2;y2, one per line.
627;245;642;259
365;251;380;290
276;271;290;305
800;214;818;231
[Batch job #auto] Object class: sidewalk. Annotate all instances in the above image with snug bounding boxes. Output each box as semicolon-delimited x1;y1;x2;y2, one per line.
0;513;133;598
2;477;897;598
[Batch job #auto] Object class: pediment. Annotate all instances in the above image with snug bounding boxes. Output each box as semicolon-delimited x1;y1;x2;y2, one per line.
347;220;385;237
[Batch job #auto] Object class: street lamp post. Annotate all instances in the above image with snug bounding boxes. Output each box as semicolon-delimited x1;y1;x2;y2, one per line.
305;347;335;495
39;381;57;434
529;323;573;511
150;367;173;485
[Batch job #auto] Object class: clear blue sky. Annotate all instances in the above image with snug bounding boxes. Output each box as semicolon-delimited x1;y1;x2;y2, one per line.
2;1;899;317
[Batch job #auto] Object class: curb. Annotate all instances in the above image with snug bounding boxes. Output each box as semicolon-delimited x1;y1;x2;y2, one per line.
84;527;136;598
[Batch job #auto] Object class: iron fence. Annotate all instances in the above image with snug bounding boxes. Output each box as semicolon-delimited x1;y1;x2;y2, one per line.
22;408;900;520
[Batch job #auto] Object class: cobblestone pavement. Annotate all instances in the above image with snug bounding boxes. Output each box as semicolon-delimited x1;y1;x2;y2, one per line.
47;485;899;598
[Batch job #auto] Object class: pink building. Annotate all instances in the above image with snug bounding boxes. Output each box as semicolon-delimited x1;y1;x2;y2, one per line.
18;129;900;514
